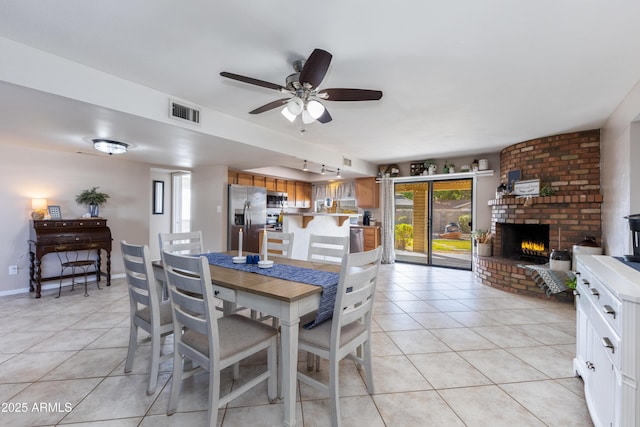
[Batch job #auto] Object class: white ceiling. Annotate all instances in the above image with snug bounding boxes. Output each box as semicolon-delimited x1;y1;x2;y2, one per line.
1;1;640;179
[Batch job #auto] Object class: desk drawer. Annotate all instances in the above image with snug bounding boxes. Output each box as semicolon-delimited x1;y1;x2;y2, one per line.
212;285;236;302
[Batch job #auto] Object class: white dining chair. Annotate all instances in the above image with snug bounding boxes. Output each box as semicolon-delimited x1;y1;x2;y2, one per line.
307;234;349;264
158;231;204;255
162;250;278;427
296;246;383;427
266;231;294;258
121;241;174;395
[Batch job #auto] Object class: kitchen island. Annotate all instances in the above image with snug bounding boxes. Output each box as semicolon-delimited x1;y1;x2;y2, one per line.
282;213;358;260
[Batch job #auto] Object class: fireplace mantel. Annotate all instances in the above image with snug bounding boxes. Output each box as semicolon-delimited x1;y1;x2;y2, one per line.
489;194;603;207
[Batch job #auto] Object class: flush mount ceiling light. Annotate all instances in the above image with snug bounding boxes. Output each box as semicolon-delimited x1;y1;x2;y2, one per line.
302;160;309;171
92;139;128;155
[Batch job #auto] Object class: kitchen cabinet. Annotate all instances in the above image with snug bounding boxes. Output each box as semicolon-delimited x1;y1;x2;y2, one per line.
253;175;266;188
265;177;276;191
296;181;312;208
355;177;379;208
363;226;380;251
286;181;297;205
228;171;237;184
276;179;287;192
237;172;253;186
574;255;640;427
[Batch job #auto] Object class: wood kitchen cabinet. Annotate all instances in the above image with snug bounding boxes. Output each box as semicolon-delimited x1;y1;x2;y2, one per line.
276;179;287;192
265;177;276;191
296;181;312;208
253;175;266;188
363;226;380;251
286;181;296;205
237;172;254;186
355;177;380;208
228;170;237;184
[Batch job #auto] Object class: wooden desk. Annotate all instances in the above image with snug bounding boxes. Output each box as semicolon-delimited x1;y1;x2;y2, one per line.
154;253;339;427
28;219;112;298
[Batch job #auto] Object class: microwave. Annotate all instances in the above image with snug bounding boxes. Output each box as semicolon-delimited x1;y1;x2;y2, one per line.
266;191;287;208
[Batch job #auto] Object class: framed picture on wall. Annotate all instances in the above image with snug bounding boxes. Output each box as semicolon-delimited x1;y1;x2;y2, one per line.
153;180;164;214
48;205;62;219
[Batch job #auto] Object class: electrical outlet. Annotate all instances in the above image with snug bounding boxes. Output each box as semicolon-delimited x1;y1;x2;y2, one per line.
9;265;18;275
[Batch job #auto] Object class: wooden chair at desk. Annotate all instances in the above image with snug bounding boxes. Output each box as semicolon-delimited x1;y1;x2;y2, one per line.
297;246;383;427
162;250;278;427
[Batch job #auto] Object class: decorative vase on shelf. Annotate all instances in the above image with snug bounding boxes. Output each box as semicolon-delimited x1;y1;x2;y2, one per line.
477;243;492;257
449;166;455;173
428;164;437;175
89;204;99;218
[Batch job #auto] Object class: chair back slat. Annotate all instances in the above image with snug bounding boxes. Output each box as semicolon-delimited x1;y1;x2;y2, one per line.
121;241;159;315
307;234;349;264
266;231;294;258
159;231;204;255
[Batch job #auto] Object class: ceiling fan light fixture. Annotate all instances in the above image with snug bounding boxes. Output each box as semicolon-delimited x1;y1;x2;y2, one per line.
302;160;309;171
92;139;128;155
281;107;297;122
307;99;325;119
301;109;315;124
286;97;303;115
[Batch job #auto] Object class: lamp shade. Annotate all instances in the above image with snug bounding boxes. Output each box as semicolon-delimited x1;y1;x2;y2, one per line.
306;100;325;119
32;198;47;210
286;97;304;115
281;107;297;122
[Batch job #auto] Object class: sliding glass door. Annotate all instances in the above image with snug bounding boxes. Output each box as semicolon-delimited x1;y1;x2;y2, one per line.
394;178;473;269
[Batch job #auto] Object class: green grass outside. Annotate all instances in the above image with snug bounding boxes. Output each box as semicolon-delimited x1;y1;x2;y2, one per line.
432;239;471;252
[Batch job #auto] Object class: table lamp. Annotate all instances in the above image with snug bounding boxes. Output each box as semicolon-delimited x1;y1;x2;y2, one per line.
31;198;47;220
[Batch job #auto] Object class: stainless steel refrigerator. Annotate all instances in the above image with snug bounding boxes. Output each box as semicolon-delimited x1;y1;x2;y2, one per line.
228;184;267;254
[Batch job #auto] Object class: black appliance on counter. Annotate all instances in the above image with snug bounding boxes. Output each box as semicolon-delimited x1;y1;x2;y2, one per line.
624;214;640;262
363;211;371;226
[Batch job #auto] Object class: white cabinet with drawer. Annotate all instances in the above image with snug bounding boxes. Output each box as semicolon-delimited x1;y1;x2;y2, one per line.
574;255;640;427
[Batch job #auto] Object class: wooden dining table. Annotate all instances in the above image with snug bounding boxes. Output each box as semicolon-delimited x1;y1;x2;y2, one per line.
154;252;340;427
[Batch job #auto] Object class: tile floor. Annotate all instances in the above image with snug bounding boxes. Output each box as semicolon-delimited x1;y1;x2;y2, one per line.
0;263;593;426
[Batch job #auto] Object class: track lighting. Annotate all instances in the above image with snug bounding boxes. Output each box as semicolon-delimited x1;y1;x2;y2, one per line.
302;160;309;171
321;164;326;175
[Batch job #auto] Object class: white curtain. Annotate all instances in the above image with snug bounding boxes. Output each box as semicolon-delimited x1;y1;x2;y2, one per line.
381;177;396;264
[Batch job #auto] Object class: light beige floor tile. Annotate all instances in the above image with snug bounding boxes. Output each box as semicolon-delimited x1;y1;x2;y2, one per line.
429;327;498;351
408;352;492;389
301;395;385;427
373;390;465;426
439;384;546;426
60;418;143;426
26;328;109;352
511;323;576;345
85;326;130;349
459;348;549;383
2;378;101;427
372;313;423;331
471;325;544;347
409;312;465;329
371;355;432;393
140;411;210;427
380;290;421;301
386;329;451;354
371;331;403;357
298;359;369;401
41;347;127;380
391;299;439;313
371;300;404;314
500;380;594;426
424;299;475;312
446;310;505;327
507;345;576;378
0;351;77;383
0;331;56;353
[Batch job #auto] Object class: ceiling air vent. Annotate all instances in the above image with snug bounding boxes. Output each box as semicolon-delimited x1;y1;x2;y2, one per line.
169;98;201;125
343;156;352;167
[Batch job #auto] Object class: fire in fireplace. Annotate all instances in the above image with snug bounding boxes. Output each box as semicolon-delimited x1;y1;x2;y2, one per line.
501;224;550;264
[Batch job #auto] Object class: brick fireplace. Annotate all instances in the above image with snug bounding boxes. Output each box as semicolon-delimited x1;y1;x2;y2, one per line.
474;129;602;301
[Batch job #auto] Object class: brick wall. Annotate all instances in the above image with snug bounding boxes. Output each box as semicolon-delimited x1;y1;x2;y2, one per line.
474;129;602;300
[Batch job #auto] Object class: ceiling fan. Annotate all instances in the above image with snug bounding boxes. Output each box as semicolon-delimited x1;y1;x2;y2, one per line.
220;48;383;125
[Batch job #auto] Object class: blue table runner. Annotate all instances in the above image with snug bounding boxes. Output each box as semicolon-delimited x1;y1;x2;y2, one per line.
203;253;339;328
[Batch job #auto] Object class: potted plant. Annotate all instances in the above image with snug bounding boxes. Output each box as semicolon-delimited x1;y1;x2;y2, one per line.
75;187;110;217
472;230;493;256
424;159;437;175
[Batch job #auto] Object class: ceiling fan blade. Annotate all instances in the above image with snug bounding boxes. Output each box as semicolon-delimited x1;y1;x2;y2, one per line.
299;49;332;88
316;108;332;124
220;71;287;92
249;98;290;114
318;88;383;101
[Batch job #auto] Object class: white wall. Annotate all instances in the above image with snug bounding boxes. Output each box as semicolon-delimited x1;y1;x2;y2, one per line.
191;165;228;253
0;144;151;295
601;80;640;256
